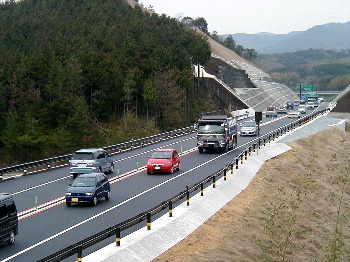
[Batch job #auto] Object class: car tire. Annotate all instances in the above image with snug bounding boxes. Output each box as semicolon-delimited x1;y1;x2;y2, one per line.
109;163;114;174
7;230;15;245
92;196;98;206
66;201;71;207
73;173;78;179
177;164;180;171
199;148;203;154
105;191;110;201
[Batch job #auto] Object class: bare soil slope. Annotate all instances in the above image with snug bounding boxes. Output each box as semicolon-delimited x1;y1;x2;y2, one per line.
153;127;350;261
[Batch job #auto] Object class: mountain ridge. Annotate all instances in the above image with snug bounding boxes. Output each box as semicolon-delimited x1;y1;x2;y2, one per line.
226;21;350;54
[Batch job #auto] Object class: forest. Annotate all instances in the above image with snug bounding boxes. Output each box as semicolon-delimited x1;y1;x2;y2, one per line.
0;0;216;166
255;49;350;92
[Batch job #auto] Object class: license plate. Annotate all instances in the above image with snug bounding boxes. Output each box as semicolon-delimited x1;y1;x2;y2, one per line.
72;198;79;202
155;166;160;170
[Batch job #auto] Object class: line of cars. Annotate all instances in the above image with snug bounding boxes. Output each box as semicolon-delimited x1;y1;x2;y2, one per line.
66;147;181;207
266;99;316;119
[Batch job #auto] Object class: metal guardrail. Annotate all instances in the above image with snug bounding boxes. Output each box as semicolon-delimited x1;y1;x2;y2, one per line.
0;126;196;181
37;108;328;262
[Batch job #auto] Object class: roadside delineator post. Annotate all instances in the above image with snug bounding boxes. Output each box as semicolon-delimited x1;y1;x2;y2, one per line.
168;201;173;217
186;186;190;206
224;169;227;180
212;176;216;188
200;183;204;196
245;150;248;160
116;227;121;246
235;158;239;169
76;245;82;262
230;163;233;174
147;212;151;230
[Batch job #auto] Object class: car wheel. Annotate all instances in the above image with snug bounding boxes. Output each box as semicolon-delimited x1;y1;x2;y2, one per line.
105;191;110;201
109;163;114;174
73;173;78;179
66;201;71;207
177;163;180;171
199;148;203;154
92;196;98;206
7;230;15;245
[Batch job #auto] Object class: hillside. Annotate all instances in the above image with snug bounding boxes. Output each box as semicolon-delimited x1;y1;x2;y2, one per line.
0;0;213;165
229;21;350;54
154;125;350;261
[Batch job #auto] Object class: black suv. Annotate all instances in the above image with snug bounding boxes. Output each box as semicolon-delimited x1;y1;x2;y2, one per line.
65;173;111;206
0;193;18;245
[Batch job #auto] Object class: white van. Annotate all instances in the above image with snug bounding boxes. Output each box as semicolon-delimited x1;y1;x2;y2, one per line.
0;193;18;245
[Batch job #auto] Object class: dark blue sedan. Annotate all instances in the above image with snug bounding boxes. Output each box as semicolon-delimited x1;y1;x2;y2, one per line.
65;173;110;206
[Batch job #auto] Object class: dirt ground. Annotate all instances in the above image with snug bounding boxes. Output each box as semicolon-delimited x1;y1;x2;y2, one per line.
153;127;350;262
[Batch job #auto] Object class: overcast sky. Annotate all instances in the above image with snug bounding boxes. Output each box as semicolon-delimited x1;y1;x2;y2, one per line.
140;0;350;34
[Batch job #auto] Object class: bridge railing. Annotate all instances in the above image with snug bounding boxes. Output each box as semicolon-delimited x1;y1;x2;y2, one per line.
36;108;328;262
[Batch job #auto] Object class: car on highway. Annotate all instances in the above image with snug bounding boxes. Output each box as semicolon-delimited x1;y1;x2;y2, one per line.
265;106;278;117
287;110;300;118
240;120;258;136
0;193;18;245
286;102;294;110
297;104;306;114
306;101;315;109
69;148;114;178
146;148;180;174
65;173;110;206
277;105;287;114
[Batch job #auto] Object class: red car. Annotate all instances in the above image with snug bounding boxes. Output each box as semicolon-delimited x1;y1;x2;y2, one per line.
146;149;180;174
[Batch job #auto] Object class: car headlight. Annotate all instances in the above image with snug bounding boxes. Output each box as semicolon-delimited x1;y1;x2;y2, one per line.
66;193;71;196
165;161;171;166
85;192;94;196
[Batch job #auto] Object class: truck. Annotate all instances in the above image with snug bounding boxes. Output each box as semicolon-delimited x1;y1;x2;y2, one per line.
196;114;237;153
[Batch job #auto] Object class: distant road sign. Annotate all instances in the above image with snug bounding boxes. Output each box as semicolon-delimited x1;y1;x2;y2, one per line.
300;94;308;100
302;84;313;91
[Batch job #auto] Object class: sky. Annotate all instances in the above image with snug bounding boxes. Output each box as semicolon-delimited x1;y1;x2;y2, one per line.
140;0;350;34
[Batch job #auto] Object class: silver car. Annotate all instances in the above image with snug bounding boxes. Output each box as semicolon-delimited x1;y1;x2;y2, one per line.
69;148;114;178
240;121;258;136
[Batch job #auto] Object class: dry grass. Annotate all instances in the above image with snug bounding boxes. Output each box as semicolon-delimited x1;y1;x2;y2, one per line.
153;127;350;262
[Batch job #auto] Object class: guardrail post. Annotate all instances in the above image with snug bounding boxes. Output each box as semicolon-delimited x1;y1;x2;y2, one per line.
230;163;233;174
263;138;266;146
76;245;82;262
240;154;243;164
147;212;151;230
23;169;27;175
244;150;247;160
248;146;251;156
212;176;216;188
258;138;261;149
235;158;239;169
168;201;173;217
116;227;121;246
186;186;190;206
224;169;227;180
200;183;204;196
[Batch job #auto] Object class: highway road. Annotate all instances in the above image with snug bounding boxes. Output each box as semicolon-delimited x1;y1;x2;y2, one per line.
0;105;326;262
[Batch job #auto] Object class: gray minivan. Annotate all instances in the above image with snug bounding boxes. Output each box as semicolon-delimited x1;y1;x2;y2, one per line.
69;148;114;178
0;193;18;245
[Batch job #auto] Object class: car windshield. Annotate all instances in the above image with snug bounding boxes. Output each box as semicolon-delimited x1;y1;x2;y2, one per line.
242;122;256;127
72;152;95;160
197;123;225;134
151;151;171;159
71;177;96;187
266;107;275;111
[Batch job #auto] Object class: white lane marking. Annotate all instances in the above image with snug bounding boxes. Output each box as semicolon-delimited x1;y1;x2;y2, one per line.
3;147;236;262
12;176;71;195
